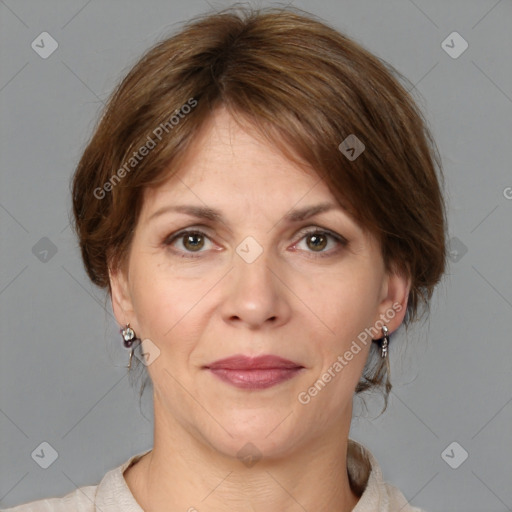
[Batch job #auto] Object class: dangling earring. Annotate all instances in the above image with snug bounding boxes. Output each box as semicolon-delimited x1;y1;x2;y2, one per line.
380;325;389;358
121;323;140;369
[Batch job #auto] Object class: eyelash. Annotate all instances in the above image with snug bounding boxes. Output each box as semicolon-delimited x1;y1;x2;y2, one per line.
163;227;348;259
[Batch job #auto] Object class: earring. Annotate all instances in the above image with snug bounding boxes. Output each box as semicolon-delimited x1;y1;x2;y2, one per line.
121;323;140;369
380;325;389;358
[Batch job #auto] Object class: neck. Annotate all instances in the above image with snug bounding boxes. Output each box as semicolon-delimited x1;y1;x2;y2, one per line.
124;396;361;512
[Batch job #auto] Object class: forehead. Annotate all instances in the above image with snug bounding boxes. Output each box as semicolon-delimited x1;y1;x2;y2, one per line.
180;108;317;182
142;107;333;209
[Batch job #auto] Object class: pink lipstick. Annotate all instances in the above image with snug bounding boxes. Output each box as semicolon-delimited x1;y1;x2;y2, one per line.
205;355;304;389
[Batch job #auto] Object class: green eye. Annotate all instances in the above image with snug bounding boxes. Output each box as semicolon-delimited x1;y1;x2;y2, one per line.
164;226;347;259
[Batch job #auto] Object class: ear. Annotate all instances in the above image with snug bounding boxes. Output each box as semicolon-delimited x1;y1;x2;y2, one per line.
108;264;135;327
374;270;411;334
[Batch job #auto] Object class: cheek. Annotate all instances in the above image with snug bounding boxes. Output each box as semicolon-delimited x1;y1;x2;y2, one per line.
129;260;212;351
309;269;381;374
128;260;177;338
317;269;381;336
307;297;374;411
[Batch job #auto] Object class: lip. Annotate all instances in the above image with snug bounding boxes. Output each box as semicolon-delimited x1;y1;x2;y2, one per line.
206;355;302;370
204;355;304;390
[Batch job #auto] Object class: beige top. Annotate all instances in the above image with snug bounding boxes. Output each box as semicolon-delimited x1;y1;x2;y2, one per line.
3;439;424;511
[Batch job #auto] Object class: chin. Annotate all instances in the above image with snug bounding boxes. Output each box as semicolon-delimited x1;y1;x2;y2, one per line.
197;410;305;461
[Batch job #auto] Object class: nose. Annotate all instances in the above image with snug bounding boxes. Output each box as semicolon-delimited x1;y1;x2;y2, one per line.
220;249;292;330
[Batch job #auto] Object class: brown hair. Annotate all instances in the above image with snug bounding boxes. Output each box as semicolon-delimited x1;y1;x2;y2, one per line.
71;5;447;407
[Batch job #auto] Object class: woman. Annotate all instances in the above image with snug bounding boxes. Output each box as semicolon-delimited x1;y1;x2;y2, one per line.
6;5;446;511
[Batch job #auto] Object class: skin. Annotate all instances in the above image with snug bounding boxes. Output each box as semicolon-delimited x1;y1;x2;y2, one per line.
109;106;410;512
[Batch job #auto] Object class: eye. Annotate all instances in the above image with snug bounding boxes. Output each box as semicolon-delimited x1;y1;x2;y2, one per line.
163;226;347;259
163;229;214;257
293;227;347;258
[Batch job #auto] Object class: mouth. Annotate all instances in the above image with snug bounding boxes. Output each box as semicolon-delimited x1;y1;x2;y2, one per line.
204;355;305;390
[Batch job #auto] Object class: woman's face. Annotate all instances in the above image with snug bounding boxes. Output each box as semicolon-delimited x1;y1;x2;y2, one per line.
110;107;409;459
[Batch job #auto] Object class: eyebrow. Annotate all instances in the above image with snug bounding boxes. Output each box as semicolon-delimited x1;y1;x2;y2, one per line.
147;202;344;225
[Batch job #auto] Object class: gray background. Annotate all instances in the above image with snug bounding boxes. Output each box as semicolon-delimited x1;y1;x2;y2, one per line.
1;0;511;511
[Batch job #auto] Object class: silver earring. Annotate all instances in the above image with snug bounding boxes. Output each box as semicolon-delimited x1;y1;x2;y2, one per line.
380;325;389;358
121;323;140;369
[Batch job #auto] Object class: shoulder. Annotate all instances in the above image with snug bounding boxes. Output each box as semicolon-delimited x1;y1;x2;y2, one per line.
1;485;97;512
2;449;150;512
347;438;427;512
384;483;425;512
